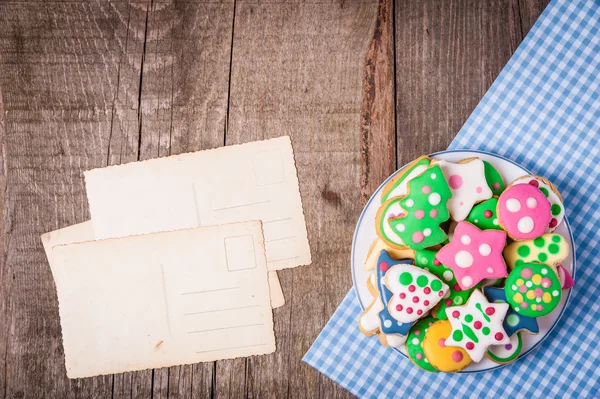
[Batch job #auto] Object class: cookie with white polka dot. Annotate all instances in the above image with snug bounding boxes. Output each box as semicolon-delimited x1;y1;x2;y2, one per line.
497;183;551;241
511;175;564;232
504;263;562;317
406;317;439;372
466;197;502;230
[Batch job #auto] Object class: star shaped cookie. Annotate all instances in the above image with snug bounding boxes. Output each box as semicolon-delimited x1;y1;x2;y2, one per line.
445;290;510;362
433;159;493;221
436;221;508;290
483;287;539;336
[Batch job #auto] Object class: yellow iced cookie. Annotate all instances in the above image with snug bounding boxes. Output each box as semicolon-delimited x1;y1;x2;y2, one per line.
422;320;472;372
503;233;569;269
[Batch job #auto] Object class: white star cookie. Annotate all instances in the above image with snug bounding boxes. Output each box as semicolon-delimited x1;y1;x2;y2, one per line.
444;290;510;362
433;159;493;221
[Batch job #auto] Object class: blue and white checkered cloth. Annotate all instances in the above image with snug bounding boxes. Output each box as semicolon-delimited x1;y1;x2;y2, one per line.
303;0;600;397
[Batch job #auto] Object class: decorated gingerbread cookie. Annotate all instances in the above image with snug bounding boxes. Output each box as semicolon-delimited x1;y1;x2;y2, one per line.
512;175;564;231
503;233;569;269
483;287;539;336
406;317;438;372
364;238;415;271
382;251;449;322
505;263;562;317
381;156;431;203
497;183;551;240
432;158;493;221
422;320;472;372
436;221;508;290
366;271;378;296
376;198;408;249
415;249;479;320
387;165;453;249
444;290;510;362
486;332;523;364
483;161;505;196
466;198;502;230
556;264;575;290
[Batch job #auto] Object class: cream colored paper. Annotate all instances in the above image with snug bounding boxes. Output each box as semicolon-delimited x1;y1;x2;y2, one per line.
42;221;285;309
50;222;275;378
84;136;311;271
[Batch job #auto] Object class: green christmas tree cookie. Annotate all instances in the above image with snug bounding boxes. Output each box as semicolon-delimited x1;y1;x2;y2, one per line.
388;165;452;250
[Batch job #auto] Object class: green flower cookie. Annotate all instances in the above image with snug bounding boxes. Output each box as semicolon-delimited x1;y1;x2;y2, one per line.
406;317;438;372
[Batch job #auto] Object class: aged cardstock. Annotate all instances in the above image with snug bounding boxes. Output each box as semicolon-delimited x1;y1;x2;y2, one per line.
49;222;275;378
84;136;311;271
41;221;285;309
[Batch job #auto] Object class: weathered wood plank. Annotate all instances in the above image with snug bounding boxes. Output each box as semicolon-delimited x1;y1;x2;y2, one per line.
138;1;235;399
226;1;378;398
0;1;138;397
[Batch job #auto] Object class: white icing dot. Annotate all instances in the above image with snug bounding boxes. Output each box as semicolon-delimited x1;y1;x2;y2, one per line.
423;228;432;237
454;250;474;268
425;358;429;363
462;276;473;287
526;281;533;288
487;267;494;273
396;223;406;232
493;218;499;225
405;199;414;208
511;285;517;290
397;321;403;326
428;193;441;206
479;243;492;256
515;307;520;312
384;320;392;328
552;290;559;297
412;338;419;345
431;173;436;179
461;235;471;245
536;298;542;303
526;197;537;208
517;216;535;234
542;268;548;275
506;198;521;212
474;219;479;223
443;270;453;281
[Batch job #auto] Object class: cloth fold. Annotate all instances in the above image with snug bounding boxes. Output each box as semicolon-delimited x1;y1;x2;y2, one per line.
303;0;600;397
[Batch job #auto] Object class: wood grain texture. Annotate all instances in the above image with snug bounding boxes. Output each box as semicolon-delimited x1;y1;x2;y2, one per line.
0;0;549;397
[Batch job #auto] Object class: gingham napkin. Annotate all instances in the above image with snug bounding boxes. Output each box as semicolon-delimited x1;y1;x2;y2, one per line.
303;0;600;397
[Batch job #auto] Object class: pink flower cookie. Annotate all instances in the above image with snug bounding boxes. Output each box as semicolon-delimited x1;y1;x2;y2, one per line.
497;184;551;240
445;290;510;362
436;222;508;290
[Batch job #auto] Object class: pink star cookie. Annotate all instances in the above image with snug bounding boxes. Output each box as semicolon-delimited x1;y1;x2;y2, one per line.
436;222;508;290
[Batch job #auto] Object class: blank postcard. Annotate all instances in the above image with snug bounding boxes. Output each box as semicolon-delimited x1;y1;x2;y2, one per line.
84;136;311;271
50;222;275;378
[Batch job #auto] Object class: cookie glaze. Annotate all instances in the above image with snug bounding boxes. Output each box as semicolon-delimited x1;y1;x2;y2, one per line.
376;252;416;335
388;165;453;249
503;233;569;269
376;198;407;248
486;332;522;364
505;263;562;317
497;184;551;240
415;249;479;320
436;222;508;290
512;175;564;232
557;264;575;290
406;317;438;372
445;290;510;362
422;320;472;372
381;251;449;323
381;156;431;203
484;287;539;336
433;159;493;221
483;161;505;196
466;198;502;230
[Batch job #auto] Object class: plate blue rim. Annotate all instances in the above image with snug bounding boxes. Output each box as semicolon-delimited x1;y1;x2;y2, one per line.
350;149;577;374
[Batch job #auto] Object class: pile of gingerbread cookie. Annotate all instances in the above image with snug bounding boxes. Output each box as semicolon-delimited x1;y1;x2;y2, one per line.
358;156;575;372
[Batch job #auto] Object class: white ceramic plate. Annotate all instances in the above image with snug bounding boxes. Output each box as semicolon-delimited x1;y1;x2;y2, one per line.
351;150;576;373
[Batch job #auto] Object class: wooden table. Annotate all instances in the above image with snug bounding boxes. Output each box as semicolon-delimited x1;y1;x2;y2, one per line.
0;0;548;397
